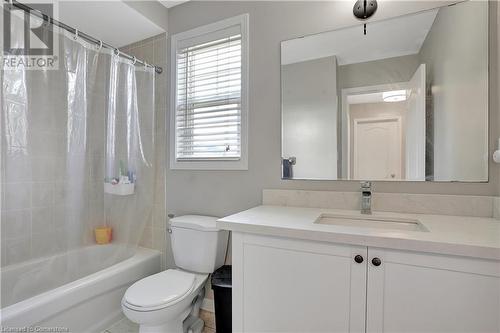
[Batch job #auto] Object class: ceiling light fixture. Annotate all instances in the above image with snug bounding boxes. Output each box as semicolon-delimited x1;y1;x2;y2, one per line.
353;0;378;35
382;90;407;103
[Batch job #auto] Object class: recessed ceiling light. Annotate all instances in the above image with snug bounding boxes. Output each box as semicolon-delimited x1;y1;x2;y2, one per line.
383;90;407;102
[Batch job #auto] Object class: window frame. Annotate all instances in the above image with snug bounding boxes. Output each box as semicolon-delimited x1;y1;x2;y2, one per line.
169;14;249;170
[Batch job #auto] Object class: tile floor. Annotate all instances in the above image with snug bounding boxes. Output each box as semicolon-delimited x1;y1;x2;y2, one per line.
200;309;216;333
102;317;138;333
103;310;216;333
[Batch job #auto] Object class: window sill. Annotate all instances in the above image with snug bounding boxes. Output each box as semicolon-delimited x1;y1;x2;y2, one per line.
169;158;248;171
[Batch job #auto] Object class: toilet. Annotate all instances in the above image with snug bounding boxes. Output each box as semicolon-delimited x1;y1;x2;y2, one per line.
122;215;229;333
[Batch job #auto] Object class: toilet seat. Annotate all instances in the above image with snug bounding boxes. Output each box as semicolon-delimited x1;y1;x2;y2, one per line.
123;269;196;312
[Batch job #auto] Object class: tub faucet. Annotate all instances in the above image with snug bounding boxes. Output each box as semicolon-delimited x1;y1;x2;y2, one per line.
360;181;372;215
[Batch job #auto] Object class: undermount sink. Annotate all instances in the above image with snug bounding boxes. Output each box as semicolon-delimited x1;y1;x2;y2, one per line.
314;213;428;232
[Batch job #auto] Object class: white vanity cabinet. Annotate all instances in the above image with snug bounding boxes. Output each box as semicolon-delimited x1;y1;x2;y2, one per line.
232;232;368;332
232;232;500;333
366;248;500;333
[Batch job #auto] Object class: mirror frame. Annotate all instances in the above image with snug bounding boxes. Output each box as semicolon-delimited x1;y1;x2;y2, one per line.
279;0;490;183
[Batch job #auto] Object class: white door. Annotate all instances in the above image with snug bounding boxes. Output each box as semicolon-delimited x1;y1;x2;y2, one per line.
353;117;402;180
366;248;500;333
232;233;367;333
405;64;426;180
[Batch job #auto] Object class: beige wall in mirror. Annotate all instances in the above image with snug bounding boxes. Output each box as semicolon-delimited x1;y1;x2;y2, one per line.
281;0;489;182
166;1;499;225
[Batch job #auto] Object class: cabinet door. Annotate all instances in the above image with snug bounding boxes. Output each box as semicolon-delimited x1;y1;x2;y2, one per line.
366;248;500;333
232;232;367;333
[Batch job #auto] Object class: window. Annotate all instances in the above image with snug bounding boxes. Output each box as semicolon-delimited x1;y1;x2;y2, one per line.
170;14;249;170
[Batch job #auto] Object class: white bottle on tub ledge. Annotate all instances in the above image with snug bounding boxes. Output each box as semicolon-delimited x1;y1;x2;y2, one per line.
104;175;135;196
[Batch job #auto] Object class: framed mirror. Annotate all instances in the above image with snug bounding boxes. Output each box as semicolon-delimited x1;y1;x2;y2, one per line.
281;1;489;182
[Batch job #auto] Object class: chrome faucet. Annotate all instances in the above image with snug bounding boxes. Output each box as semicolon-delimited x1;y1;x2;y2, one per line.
360;181;372;214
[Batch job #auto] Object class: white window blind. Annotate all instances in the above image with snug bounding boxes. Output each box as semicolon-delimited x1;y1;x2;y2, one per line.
175;33;242;161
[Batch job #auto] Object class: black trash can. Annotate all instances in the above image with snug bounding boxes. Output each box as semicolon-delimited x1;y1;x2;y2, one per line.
211;265;232;333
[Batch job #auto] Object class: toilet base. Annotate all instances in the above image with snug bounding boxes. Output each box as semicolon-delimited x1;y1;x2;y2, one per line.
136;288;206;333
137;314;205;333
184;316;205;333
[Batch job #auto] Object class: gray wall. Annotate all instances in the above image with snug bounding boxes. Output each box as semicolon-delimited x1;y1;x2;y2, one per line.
419;1;489;182
282;57;338;179
166;1;500;219
490;2;500;195
496;1;500;196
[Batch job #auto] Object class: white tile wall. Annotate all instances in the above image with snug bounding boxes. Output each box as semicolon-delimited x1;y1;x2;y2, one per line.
1;36;104;266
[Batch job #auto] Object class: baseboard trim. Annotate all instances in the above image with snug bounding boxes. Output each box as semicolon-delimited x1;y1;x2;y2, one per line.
201;297;214;312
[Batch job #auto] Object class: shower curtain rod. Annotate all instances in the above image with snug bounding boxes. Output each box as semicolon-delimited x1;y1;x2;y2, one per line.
4;0;164;74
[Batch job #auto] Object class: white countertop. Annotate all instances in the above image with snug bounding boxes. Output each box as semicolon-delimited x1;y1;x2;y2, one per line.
217;205;500;260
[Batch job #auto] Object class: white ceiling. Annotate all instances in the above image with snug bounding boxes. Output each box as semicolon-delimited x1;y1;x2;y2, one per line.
159;0;189;9
58;1;165;47
281;8;438;66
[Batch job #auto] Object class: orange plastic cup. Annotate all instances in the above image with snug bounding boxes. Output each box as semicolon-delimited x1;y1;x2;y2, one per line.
94;227;112;244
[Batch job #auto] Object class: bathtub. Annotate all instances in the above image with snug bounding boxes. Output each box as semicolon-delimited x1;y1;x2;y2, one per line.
0;245;161;332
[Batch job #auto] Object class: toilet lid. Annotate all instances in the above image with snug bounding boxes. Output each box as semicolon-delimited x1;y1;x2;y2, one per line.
124;270;196;308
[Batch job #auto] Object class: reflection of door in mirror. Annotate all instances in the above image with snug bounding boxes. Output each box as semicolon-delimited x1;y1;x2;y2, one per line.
352;116;403;181
353;117;402;180
344;63;427;181
344;84;408;181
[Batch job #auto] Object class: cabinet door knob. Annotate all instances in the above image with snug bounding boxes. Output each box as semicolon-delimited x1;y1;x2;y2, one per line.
371;257;382;266
354;255;364;264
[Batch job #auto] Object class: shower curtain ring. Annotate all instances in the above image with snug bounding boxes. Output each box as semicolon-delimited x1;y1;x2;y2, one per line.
73;29;79;40
42;14;49;27
114;49;120;56
132;56;137;65
97;40;103;50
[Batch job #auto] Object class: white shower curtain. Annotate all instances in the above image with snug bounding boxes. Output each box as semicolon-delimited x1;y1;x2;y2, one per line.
1;22;156;306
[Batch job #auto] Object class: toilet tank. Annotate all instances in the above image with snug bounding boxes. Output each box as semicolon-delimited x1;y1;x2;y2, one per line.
169;215;229;274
